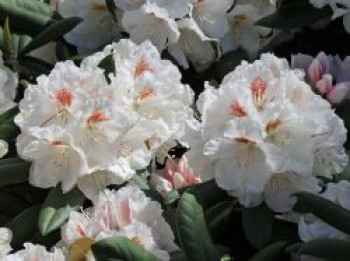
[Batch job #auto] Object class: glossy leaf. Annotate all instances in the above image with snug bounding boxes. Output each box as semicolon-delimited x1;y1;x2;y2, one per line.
91;236;159;261
20;17;82;55
242;204;275;249
176;192;221;261
6;205;41;249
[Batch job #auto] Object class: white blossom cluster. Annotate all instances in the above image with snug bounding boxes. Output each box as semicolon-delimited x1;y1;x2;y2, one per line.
57;0;277;71
15;39;194;198
0;51;18;159
183;53;348;212
309;0;350;33
0;186;176;260
61;186;177;260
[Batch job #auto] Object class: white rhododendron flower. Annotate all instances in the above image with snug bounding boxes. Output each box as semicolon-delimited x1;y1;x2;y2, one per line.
184;53;348;211
59;0;120;51
16;39;194;198
122;3;180;51
298;180;350;242
221;3;275;55
167;17;217;72
192;0;234;39
61;186;177;261
3;243;64;261
0;228;12;257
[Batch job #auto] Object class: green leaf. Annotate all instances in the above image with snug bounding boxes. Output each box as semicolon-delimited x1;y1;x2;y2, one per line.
20;17;82;55
0;190;29;217
98;54;116;83
176;192;221;261
91;236;159;261
298;239;350;261
3;17;12;59
38;185;85;236
249;241;287;261
0;157;31;186
128;173;150;190
6;205;41;249
294;192;350;235
185;180;230;210
38;206;72;236
164;190;180;205
242;204;275;249
206;201;234;241
16;56;53;77
256;1;332;29
0;0;57;36
0;107;20;142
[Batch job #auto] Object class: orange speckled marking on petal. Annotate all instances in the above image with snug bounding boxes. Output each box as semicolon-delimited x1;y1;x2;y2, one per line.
56;88;73;107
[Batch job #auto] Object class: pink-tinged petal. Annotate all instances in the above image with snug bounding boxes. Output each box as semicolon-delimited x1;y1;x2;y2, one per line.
118;199;132;227
315;74;333;95
308;59;322;84
315;52;331;75
150;174;174;195
173;172;186;189
327;82;350;104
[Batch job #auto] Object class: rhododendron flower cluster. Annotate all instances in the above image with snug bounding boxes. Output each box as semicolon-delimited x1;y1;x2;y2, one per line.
61;186;177;260
15;39;194;198
292;52;350;104
56;0;277;71
184;53;348;212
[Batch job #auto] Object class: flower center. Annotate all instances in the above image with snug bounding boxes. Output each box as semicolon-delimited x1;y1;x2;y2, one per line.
229;101;247;117
266;119;282;134
251;77;267;109
87;110;112;124
56;88;73;108
134;58;152;78
136;87;155;102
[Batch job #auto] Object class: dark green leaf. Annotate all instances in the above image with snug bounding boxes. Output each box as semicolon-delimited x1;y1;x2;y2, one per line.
294;192;350;235
249;241;287;261
206;201;234;241
299;239;350;261
92;236;159;261
185;180;230;210
20;17;82;55
243;204;275;249
16;56;53;77
0;157;31;186
256;2;332;29
176;192;221;261
0;0;57;36
0;190;29;217
6;205;41;249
